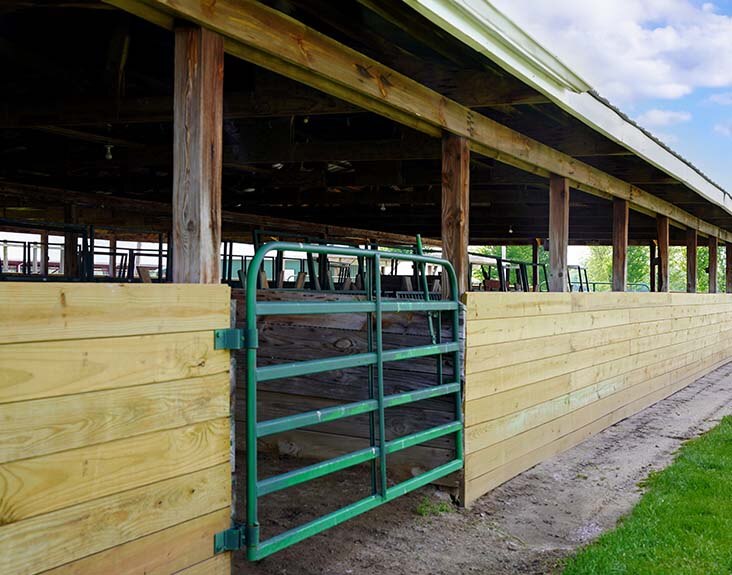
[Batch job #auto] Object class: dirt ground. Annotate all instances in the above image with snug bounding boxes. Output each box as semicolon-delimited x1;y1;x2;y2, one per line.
236;362;732;575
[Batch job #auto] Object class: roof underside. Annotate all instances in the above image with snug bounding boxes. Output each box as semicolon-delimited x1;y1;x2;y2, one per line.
0;0;729;245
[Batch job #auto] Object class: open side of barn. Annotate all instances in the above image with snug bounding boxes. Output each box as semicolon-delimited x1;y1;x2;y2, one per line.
3;1;732;573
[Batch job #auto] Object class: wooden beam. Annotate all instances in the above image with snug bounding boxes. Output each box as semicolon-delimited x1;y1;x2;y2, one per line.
727;243;732;294
441;133;470;295
40;231;49;276
709;235;718;293
612;198;628;292
686;228;697;293
548;175;569;292
656;215;669;292
105;0;732;244
172;25;224;283
649;241;656;292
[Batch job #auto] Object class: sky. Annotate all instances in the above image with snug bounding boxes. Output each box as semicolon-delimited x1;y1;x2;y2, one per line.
492;0;732;193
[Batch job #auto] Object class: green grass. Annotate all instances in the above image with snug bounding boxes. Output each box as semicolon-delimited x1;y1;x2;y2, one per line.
562;416;732;575
415;495;453;517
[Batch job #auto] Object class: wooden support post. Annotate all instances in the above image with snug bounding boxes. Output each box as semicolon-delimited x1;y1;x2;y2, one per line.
531;238;539;292
709;235;718;293
612;198;628;292
109;236;117;278
441;133;470;296
40;231;49;276
726;243;732;294
656;215;670;292
548;174;569;292
63;204;79;278
686;228;697;293
172;25;224;283
649;242;656;292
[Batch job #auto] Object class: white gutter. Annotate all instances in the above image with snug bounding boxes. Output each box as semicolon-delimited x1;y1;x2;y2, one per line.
404;0;732;223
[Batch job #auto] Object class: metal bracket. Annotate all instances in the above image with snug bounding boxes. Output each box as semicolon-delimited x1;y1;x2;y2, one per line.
213;328;258;350
214;525;245;554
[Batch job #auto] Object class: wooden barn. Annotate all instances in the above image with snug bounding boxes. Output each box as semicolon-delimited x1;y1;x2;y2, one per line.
2;1;732;573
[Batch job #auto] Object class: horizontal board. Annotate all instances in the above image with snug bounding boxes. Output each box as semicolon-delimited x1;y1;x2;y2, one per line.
0;283;230;345
0;331;229;404
463;291;732;505
40;509;230;575
171;554;231;575
0;463;230;575
464;355;730;504
0;373;229;463
1;419;229;522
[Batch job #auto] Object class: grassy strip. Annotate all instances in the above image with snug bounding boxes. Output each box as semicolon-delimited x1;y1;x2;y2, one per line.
563;416;732;575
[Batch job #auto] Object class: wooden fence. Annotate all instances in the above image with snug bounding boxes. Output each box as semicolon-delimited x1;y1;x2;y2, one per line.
462;292;732;505
0;283;232;575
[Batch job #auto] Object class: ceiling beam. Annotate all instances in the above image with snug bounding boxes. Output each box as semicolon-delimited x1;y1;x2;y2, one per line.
105;0;732;242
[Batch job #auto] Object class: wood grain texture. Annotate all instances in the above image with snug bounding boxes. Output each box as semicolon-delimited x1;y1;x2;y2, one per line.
1;283;232;575
173;25;224;283
441;133;470;296
0;463;230;575
0;331;228;404
549;175;569;292
0;419;229;523
612;198;628;292
40;509;230;575
0;283;230;345
463;291;732;505
0;373;229;463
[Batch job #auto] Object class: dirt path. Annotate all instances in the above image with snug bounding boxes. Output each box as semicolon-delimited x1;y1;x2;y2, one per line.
236;362;732;575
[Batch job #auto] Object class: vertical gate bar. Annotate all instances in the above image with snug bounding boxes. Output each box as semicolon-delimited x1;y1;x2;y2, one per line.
372;253;388;498
448;262;464;462
364;256;377;495
246;254;262;559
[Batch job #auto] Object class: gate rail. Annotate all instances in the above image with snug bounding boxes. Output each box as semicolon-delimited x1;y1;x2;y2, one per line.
215;241;463;560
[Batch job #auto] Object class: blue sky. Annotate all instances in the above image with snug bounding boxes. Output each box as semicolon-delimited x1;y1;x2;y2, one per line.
492;0;732;192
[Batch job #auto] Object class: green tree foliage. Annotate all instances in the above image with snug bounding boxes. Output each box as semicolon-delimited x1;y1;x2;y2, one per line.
582;244;727;292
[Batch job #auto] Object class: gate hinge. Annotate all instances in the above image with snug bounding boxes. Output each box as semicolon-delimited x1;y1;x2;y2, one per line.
213;524;258;554
214;328;258;350
214;525;245;554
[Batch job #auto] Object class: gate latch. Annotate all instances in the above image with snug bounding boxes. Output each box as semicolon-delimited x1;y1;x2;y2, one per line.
213;328;258;350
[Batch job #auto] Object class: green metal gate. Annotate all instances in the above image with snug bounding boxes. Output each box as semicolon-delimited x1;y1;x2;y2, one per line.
215;241;463;560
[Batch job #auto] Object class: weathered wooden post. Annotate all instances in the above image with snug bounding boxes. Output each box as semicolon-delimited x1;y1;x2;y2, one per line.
612;198;628;291
172;25;224;283
686;228;697;293
709;235;718;293
656;215;669;292
441;133;470;296
549;174;569;292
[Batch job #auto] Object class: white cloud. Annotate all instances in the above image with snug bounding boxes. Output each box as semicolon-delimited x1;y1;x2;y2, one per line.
635;109;691;127
492;0;732;103
714;122;732;136
709;92;732;105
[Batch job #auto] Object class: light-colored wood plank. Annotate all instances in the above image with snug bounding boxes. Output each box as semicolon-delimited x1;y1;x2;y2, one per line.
0;283;230;345
172;553;231;575
0;331;229;404
0;373;229;463
40;509;229;575
464;292;572;320
1;418;229;522
0;463;230;575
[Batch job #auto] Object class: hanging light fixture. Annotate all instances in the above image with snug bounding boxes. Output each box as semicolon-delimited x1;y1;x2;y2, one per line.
104;144;114;160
